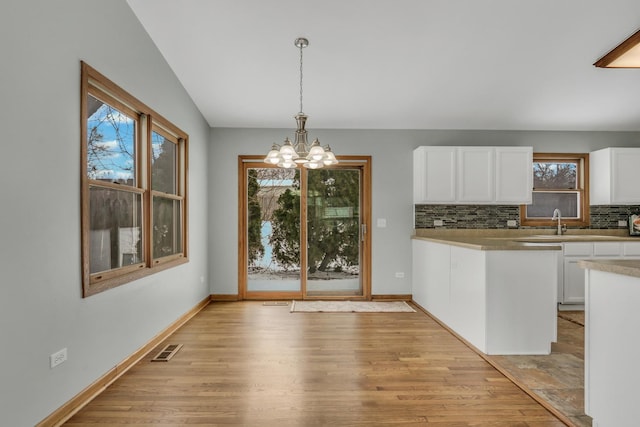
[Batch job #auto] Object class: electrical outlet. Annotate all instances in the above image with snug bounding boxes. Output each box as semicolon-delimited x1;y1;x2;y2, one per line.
395;272;405;279
50;348;67;368
507;220;517;227
434;219;444;227
618;220;628;227
377;218;387;228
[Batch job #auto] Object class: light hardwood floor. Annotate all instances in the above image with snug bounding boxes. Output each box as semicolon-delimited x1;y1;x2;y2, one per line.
65;301;566;426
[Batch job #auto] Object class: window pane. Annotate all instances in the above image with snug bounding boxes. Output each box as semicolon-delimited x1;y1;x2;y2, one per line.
86;95;136;184
307;169;361;296
533;162;577;189
153;196;182;259
526;192;579;218
151;131;177;194
89;187;143;274
247;168;301;292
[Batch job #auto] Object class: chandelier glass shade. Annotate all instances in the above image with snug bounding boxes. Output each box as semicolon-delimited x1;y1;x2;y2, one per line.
264;37;338;169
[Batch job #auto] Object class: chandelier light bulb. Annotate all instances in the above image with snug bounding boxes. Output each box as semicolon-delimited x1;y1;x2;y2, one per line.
278;159;297;169
303;160;322;169
322;145;338;166
307;138;325;162
279;138;297;161
264;143;282;164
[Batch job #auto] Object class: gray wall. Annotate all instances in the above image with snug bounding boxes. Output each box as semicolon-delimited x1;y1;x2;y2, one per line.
0;1;210;425
3;1;640;425
209;128;640;298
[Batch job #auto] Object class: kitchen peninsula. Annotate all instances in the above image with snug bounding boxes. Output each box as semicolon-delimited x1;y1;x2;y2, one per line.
580;259;640;427
412;230;560;355
412;230;640;356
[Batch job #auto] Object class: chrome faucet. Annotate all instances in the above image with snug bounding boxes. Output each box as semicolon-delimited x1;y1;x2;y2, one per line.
552;208;563;235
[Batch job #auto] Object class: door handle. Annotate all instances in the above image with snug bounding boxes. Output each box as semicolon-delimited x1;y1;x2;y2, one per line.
361;223;367;241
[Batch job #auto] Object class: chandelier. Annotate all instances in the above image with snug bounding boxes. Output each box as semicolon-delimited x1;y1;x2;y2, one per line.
264;37;338;169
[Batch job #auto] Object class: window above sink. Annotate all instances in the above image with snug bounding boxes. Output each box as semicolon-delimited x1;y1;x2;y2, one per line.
520;153;590;228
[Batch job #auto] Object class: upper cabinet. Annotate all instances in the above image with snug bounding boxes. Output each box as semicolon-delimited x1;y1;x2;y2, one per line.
495;147;534;203
457;147;495;203
590;148;640;205
413;146;456;203
413;146;532;205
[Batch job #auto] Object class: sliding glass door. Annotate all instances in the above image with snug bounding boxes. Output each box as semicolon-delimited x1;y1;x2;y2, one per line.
239;157;371;300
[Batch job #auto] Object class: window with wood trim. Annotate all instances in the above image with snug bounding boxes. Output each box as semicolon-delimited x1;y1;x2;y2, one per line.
520;153;589;227
81;62;188;297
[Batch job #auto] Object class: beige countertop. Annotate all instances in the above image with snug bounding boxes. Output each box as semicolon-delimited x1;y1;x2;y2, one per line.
412;229;639;251
579;259;640;279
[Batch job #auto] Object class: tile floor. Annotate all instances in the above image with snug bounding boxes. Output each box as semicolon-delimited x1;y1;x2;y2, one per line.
490;312;590;427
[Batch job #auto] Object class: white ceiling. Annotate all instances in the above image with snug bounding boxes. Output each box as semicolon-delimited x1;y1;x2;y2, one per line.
127;0;640;131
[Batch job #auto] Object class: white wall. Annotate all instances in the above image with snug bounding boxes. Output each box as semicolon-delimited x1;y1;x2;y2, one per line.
208;128;640;297
0;1;210;425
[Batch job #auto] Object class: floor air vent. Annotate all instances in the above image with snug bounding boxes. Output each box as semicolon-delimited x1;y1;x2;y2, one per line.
151;344;183;362
263;301;289;306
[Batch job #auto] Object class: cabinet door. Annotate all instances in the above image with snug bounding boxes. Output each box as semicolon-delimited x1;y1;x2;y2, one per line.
611;148;640;204
589;148;611;205
593;242;622;257
413;147;456;203
495;147;532;203
563;258;586;304
457;147;494;203
623;242;640;257
563;242;592;256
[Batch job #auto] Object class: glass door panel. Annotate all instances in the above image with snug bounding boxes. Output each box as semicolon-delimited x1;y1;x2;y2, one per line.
247;167;301;292
306;168;361;296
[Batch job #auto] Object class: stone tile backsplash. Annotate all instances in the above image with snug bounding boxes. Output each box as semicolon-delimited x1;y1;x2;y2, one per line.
415;204;640;229
415;205;520;229
590;205;640;229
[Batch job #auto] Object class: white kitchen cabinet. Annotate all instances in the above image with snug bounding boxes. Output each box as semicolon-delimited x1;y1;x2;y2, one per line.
562;243;591;304
590;147;640;205
561;241;640;305
412;238;557;355
413;146;532;204
413;146;456;203
563;259;587;304
622;242;640;257
457;147;494;203
495;147;533;203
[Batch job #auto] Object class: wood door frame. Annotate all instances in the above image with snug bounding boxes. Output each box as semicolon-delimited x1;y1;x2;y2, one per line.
238;155;372;300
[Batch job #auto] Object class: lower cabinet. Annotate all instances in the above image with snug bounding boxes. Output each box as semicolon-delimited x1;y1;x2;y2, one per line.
563;259;588;304
560;242;640;305
412;239;558;355
562;242;594;305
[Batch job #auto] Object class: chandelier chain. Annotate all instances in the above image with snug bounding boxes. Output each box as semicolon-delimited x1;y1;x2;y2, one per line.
299;43;304;114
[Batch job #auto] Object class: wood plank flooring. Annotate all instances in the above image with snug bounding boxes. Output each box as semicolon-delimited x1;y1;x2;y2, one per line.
65;301;566;426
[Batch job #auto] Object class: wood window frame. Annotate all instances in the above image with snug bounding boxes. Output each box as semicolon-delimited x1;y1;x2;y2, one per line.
237;156;372;301
519;153;590;227
81;62;188;297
